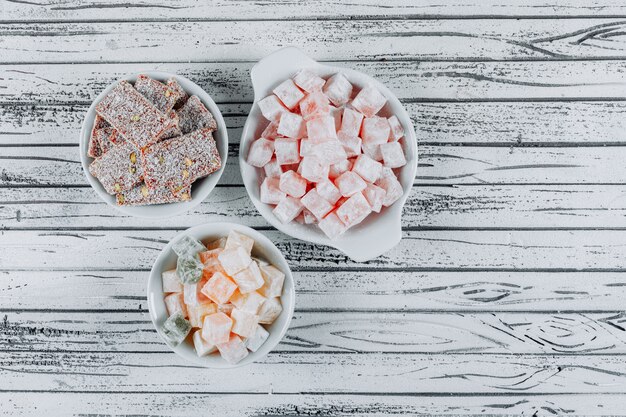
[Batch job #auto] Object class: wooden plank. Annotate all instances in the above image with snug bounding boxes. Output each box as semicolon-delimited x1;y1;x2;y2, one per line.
3;229;626;270
3;392;623;417
4;20;626;63
4;0;626;22
2;185;626;230
1;350;625;394
1;145;625;187
3;310;626;354
5;100;626;146
5;61;626;105
3;269;624;311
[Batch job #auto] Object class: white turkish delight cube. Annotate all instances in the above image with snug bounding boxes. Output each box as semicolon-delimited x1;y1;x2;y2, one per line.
306;115;337;142
184;278;210;306
387;115;404;141
277;111;305;139
247;138;274;167
232;260;264;293
264;158;283;178
230;290;267;314
274;138;301;165
193;329;217;356
273;195;304;223
361;116;391;146
363;183;386;213
279;170;307;198
162;269;182;293
258;95;288;123
218;246;252;276
260;177;286;205
318;212;348;240
188;302;217;328
351;85;387;117
352;154;383;183
218;303;234;316
301;189;333;220
299;138;313;157
164;292;188;317
258;297;283;324
316;179;342;205
380;141;407;168
231;308;260;338
245;325;269;352
293;69;325;93
340;107;364;137
201;312;232;345
299;90;331;121
337;131;362;158
224;230;255;254
258;265;285;298
298;156;329;183
336;192;372;228
273;79;305;110
323;73;353;106
217;334;249;364
335;171;367;197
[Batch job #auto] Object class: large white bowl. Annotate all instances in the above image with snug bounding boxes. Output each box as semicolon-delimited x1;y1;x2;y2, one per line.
239;47;418;262
79;72;228;218
147;222;295;368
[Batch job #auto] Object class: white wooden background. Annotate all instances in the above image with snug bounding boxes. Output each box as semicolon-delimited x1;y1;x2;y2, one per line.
2;0;626;415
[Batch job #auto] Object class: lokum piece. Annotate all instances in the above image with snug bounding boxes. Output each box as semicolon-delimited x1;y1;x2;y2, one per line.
232;260;264;293
361;116;391;146
376;172;403;207
323;73;353;106
318;212;348;240
273;79;305;110
299;138;313;157
188;302;217;328
336;192;372;227
301;189;333;220
302;208;317;224
116;182;191;206
335;171;367;197
264;158;283;178
218;303;234;316
299;90;331;121
172;235;206;257
158;110;182;140
258;95;288;123
363;183;386;213
176;95;217;134
245;325;269;352
176;254;205;284
273;195;303;223
298;156;329;183
316;179;342;205
247;138;274;167
161;311;192;346
328;159;352;180
279;170;307;198
274;138;301;165
167;77;189;109
351;85;387;117
309;140;347;165
261;122;281;139
201;312;232;345
162;269;182;293
260;177;286;205
231;308;260;338
184;277;210;306
258;297;283;324
380;141;407;168
218;246;252;276
87;129;102;158
164;292;187;317
201;271;238;304
199;248;222;265
95;80;172;149
306;116;337;142
387;115;404;141
362;142;383;162
352;154;383;183
293;69;325;92
216;334;249;364
193;329;217;356
337;131;362;158
88;141;143;195
206;237;227;250
340;107;364;137
134;74;181;114
94;126;121;155
277;112;305;139
93;114;109;130
258;265;285;298
230;290;267;314
224;230;255;254
142;128;221;189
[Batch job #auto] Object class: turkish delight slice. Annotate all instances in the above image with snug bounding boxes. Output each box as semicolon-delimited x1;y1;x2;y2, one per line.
176;95;217;134
94;126;122;156
134;74;181;114
88;141;143;195
167;77;189;109
159;110;182;140
87;129;103;158
116;182;191;206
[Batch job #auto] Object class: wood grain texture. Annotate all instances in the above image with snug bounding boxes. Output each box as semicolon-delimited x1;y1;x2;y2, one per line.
5;20;626;63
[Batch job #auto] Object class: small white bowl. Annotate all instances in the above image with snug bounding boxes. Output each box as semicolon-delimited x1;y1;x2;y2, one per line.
79;72;229;218
239;47;418;262
147;222;295;368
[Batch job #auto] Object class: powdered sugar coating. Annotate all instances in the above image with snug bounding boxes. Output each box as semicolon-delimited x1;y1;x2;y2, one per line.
177;95;218;134
135;74;181;114
88;141;144;195
117;182;191;206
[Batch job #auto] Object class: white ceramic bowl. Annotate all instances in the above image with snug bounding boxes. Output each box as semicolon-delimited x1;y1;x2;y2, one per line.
79;72;228;218
239;47;418;262
147;222;295;368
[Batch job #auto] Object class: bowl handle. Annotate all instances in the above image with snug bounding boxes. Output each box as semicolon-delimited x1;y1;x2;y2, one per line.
334;214;403;263
250;46;319;99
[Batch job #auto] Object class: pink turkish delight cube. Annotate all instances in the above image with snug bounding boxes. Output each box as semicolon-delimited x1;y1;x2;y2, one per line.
336;192;372;228
323;73;353;106
274;138;301;165
306;116;337;142
335;171;367;197
301;189;333;220
361;116;391;145
302;208;317;224
247;138;274;167
330;106;343;131
363;183;386;213
351;85;387;117
217;334;249;364
316;179;342;205
260;177;285;205
299;91;331;121
337;131;362;158
376;171;404;207
273;195;304;223
310;140;348;166
261;122;281;139
273;79;305;110
318;212;347;240
328;158;353;180
201;271;238;304
279;170;307;198
202;312;232;345
231;308;259;338
258;95;288;123
362;142;383;162
264;158;283;178
164;292;188;317
293;69;325;93
277;112;305;139
352;154;383;183
380;141;407;168
298;156;329;183
388;115;404;141
340;107;364;137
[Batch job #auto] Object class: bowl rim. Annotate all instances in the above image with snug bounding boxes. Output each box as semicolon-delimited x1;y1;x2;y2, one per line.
79;71;229;219
147;222;296;368
238;47;418;261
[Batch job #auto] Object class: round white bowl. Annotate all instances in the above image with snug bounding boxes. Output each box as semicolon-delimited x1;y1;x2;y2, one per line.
239;47;418;262
79;71;229;218
147;222;295;368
